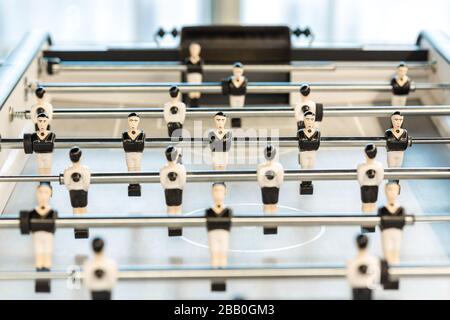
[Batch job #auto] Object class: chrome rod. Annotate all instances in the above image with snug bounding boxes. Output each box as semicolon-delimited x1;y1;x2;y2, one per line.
0;214;424;229
37;81;450;94
2;265;450;281
1;136;448;150
0;168;448;184
51;61;435;74
13;105;450;120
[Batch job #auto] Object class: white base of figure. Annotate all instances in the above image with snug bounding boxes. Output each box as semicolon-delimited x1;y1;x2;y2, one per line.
391;95;407;107
167;206;183;236
187;73;202;99
125;152;143;171
208;229;230;268
387;151;404;168
229;95;245;108
299;151;316;168
263;204;278;233
361;203;376;213
32;231;53;268
73;207;87;214
381;228;402;264
36;153;52;175
263;204;278;214
212;152;229;170
167;206;182;215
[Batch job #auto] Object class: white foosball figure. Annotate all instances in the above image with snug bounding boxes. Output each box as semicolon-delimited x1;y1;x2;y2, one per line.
390;62;411;106
20;182;57;293
222;62;247;108
163;86;186;139
23;112;55;175
378;182;406;265
297;111;321;195
184;42;203;104
63;147;91;239
385;111;410;168
257;145;284;234
30;87;53;131
294;83;323;130
206;182;232;268
357;144;384;233
160;146;187;237
346;234;381;300
122;112;145;197
208;112;232;170
206;182;232;291
83;238;118;300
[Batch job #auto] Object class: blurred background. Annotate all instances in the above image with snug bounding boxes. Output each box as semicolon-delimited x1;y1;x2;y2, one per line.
0;0;449;58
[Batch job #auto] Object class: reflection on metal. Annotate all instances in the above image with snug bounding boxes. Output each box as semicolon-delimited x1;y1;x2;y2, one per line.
2;265;450;281
0;168;448;184
37;81;450;93
11;105;450;120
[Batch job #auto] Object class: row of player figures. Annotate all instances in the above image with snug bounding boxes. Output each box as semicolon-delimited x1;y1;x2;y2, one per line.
20;178;405;299
184;43;412;107
26;82;411;191
30;57;413;140
25;105;411;199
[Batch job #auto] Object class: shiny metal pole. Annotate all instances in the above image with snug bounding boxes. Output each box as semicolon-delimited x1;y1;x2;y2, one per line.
37;81;450;94
11;105;450;120
1;136;449;150
0;168;448;184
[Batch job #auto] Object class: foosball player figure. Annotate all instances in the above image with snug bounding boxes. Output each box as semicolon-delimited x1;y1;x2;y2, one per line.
30;86;53;131
378;182;407;291
122;112;145;196
160;146;187;236
206;182;232;291
385;111;411;191
20;182;57;293
257;145;284;234
222;62;247;127
357;144;384;233
23;112;56;175
378;182;407;266
163;86;186;139
63;147;91;239
297;111;321;194
346;234;381;300
294;83;323;130
184;42;204;106
390;62;411;106
83;238;118;300
208;112;232;170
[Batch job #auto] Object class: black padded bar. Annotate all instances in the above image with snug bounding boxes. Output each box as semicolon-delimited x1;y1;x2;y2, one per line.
179;25;292;63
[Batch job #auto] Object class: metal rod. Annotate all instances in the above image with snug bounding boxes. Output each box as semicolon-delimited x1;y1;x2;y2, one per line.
2;265;450;281
13;105;450;120
51;61;435;74
0;214;424;229
0;168;448;184
37;81;450;94
1;136;449;150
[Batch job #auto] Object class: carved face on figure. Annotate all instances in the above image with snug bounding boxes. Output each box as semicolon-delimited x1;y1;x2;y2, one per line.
212;183;226;207
128;115;140;131
214;113;227;130
385;182;400;204
36;116;49;132
391;113;404;129
189;43;201;58
232;65;244;79
304;113;315;130
397;65;408;80
36;184;52;210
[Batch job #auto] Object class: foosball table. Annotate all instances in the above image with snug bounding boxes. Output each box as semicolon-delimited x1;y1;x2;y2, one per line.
0;26;449;299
